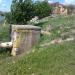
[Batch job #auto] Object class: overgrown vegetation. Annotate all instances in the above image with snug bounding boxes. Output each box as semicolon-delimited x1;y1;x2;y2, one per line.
34;1;53;19
0;15;75;75
5;0;52;24
1;1;75;74
0;21;10;42
0;21;11;60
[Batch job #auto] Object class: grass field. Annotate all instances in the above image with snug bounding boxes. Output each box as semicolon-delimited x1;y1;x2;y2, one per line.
0;21;11;60
0;15;75;75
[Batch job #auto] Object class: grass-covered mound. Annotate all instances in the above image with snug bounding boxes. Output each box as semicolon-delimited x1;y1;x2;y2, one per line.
0;15;75;75
0;42;75;75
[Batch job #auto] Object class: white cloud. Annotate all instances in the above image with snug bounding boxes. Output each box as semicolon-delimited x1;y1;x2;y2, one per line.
0;0;2;4
1;3;6;7
64;0;75;5
38;0;45;1
48;0;53;3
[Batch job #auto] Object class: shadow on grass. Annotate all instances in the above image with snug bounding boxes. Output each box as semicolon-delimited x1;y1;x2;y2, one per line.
0;48;11;59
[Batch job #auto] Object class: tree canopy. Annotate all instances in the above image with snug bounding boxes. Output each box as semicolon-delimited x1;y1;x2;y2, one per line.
6;0;53;24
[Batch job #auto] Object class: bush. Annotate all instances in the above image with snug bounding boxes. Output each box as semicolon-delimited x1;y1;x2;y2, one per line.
5;0;53;24
34;1;53;19
6;0;35;24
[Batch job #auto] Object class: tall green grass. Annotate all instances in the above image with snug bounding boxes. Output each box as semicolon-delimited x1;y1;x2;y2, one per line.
0;21;10;42
0;21;11;59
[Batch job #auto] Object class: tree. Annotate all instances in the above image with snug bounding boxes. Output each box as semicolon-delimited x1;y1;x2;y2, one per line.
6;0;53;24
34;1;53;19
6;0;35;24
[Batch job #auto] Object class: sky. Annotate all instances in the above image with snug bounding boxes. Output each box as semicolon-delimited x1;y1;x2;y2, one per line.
0;0;75;12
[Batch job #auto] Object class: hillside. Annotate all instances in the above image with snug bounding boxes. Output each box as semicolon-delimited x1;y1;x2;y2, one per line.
0;15;75;75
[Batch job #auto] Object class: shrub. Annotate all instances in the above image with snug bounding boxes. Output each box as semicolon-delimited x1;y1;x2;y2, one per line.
5;0;53;24
6;0;35;24
34;1;53;19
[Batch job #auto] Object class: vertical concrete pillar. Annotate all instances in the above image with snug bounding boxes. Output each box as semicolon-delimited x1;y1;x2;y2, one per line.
11;25;41;56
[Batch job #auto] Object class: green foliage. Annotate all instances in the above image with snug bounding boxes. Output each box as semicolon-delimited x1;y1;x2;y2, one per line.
0;22;11;59
0;22;10;42
34;1;53;19
5;0;53;24
5;12;12;24
6;0;35;24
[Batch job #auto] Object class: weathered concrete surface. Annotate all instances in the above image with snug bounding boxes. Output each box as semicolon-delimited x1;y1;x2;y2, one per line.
11;25;41;56
0;42;12;48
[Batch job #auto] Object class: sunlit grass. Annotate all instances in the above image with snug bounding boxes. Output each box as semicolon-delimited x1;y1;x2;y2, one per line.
0;15;75;75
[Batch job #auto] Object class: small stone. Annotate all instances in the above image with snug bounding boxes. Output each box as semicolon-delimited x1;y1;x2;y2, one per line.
28;67;31;70
32;49;35;53
31;73;35;75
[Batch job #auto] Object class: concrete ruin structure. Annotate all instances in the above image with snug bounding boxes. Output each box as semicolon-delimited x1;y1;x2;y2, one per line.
50;2;68;15
0;25;41;56
11;25;41;56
